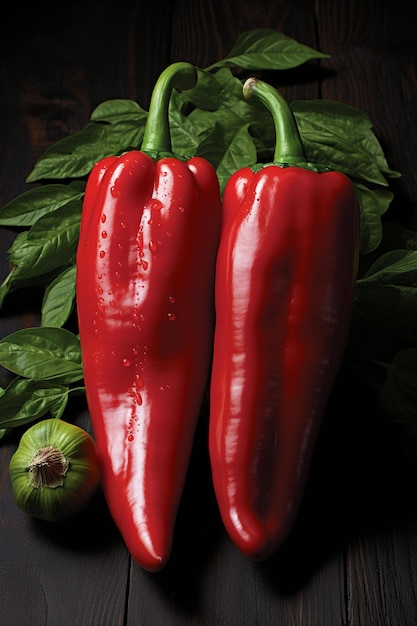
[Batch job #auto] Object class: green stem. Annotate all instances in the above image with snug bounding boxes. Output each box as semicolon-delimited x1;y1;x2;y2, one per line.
243;77;306;164
141;62;197;155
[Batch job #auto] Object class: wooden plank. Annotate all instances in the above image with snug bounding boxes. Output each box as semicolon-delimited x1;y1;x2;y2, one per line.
0;1;416;624
346;522;417;626
1;474;128;625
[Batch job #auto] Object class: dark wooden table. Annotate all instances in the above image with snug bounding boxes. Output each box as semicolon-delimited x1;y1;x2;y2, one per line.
1;1;417;624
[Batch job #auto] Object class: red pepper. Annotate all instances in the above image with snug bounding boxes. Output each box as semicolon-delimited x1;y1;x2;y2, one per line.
76;63;221;571
209;78;359;561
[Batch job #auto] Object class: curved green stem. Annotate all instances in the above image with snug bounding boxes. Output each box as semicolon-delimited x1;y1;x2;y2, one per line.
141;62;197;155
243;77;306;164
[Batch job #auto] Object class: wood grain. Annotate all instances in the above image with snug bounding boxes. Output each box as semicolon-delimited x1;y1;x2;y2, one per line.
0;1;416;624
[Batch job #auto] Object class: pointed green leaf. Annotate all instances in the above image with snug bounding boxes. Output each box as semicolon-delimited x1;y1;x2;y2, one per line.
26;121;144;182
0;327;83;383
41;266;77;328
355;184;394;254
8;199;81;281
0;377;69;429
90;98;148;123
292;100;396;186
215;125;257;194
208;30;329;71
0;184;85;227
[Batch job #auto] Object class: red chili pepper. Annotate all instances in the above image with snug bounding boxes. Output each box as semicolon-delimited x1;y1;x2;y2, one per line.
76;63;221;571
209;77;359;561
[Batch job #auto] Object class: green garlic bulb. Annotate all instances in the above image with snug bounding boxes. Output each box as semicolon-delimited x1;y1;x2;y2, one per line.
9;418;100;522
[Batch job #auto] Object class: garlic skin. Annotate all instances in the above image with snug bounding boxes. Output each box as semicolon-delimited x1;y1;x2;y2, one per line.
9;419;100;522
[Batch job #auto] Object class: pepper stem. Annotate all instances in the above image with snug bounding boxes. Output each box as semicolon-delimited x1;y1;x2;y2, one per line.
141;62;197;155
243;77;306;164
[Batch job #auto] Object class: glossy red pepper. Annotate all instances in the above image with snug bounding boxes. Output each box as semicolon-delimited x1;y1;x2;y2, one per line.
76;63;221;571
209;78;359;561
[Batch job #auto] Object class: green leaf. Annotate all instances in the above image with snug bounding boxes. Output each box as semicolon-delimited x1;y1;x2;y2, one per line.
90;98;148;124
169;105;201;157
24;100;146;183
215;125;257;194
361;249;417;286
355;185;394;254
26;121;144;182
8;199;81;281
173;69;221;112
49;392;69;419
171;69;263;176
41;265;76;328
194;122;257;192
184;68;272;159
194;122;230;168
352;248;417;359
292;100;400;185
348;244;417;388
0;184;84;227
208;30;329;71
0;377;70;429
0;269;15;309
0;327;83;384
